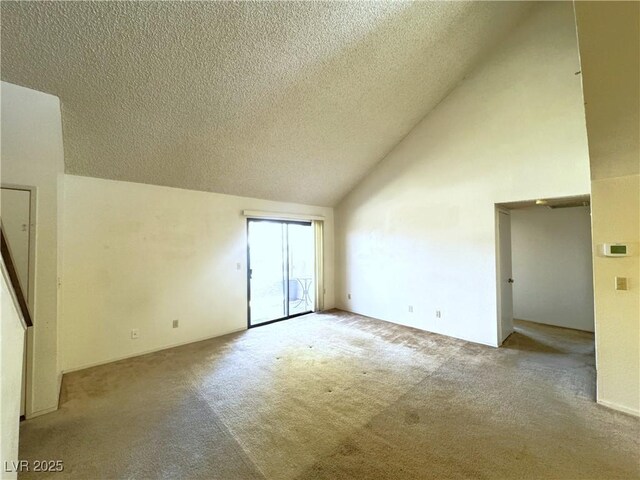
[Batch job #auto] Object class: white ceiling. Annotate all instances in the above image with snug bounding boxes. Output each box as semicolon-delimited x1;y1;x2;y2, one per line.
1;1;533;206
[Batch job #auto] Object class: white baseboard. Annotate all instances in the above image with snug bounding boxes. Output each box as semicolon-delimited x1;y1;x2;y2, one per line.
61;326;247;374
334;308;499;348
598;399;640;417
26;404;58;419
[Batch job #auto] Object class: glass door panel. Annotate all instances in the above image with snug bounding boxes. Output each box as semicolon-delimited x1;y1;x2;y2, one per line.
248;219;315;327
288;223;315;316
248;220;286;326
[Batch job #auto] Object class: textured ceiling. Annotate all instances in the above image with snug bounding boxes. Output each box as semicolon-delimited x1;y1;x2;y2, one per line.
1;1;532;206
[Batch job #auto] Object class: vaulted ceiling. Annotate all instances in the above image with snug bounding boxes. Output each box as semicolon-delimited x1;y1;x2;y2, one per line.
1;1;532;206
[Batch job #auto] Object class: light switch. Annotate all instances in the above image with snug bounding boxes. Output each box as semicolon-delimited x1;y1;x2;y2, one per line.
615;277;628;291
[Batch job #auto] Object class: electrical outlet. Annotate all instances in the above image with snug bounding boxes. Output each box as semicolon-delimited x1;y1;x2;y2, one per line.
408;305;413;313
131;329;139;339
348;293;352;300
173;319;179;328
436;310;441;318
236;262;241;271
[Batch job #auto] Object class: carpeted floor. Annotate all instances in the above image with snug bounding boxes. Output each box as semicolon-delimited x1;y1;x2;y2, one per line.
18;311;639;479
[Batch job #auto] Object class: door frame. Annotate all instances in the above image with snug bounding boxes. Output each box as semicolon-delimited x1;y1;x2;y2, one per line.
495;206;514;345
246;218;315;329
1;184;37;419
494;194;593;348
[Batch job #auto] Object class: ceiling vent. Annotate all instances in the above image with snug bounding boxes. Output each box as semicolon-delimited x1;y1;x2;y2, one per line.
547;200;590;209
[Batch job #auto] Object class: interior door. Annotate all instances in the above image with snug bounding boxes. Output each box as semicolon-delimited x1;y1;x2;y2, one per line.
1;187;32;417
498;209;514;344
247;219;315;327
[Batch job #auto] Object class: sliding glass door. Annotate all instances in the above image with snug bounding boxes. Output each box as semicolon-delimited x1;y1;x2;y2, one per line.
247;219;315;327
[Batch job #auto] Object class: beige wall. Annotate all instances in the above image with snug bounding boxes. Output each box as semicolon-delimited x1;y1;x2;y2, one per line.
511;206;594;332
590;176;639;415
575;2;639;181
335;2;590;346
0;268;26;480
0;81;64;417
61;175;335;372
575;1;640;416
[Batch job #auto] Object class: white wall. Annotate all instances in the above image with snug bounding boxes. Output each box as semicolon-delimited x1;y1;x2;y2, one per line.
511;206;594;332
1;267;27;480
61;175;335;372
0;81;64;417
335;2;590;346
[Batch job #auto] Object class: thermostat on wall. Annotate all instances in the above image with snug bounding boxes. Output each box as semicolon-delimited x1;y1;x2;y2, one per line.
601;243;630;257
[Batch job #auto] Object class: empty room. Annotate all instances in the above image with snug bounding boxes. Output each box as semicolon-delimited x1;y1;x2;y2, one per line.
1;1;638;479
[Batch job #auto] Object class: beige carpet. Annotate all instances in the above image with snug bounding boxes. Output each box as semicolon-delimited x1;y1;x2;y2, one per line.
18;311;639;479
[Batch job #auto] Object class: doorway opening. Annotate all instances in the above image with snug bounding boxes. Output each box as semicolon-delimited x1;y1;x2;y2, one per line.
247;219;316;327
495;194;596;398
